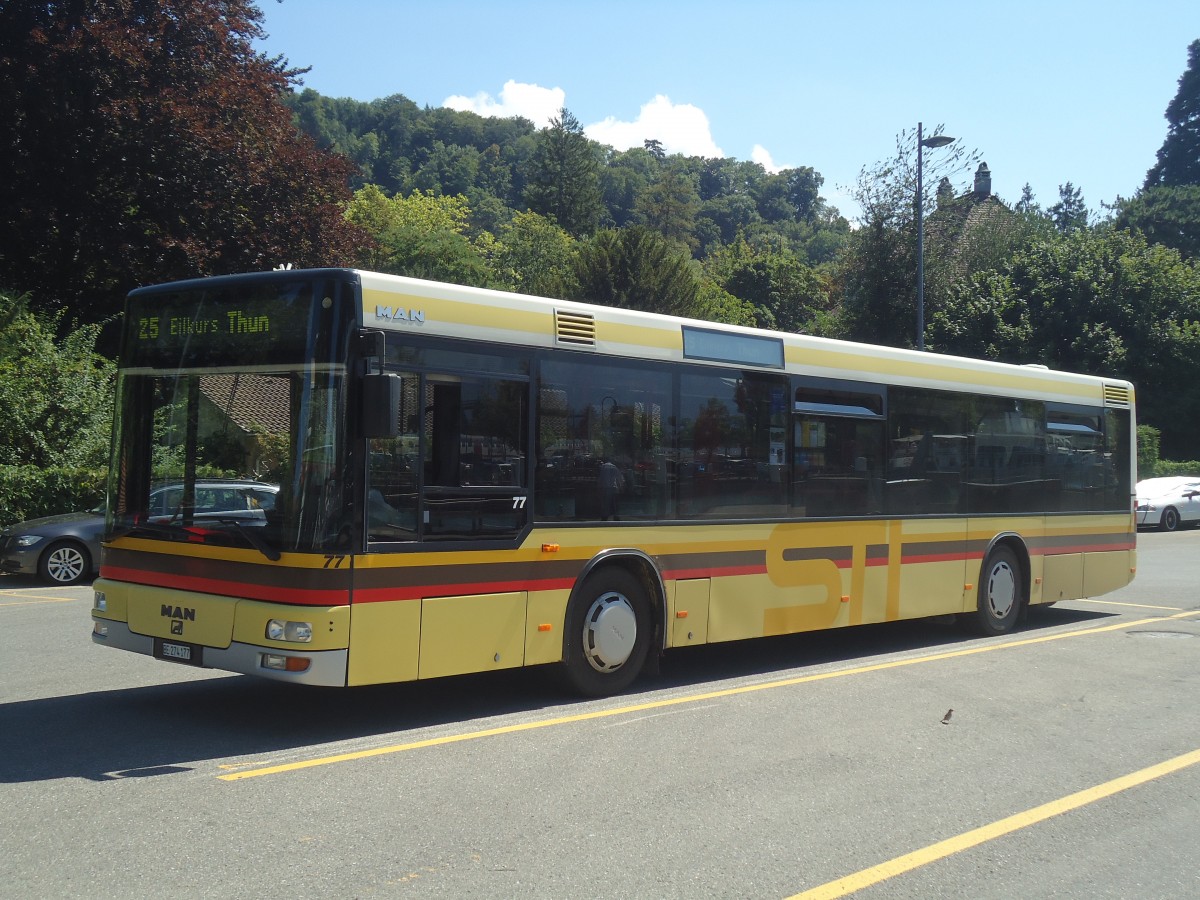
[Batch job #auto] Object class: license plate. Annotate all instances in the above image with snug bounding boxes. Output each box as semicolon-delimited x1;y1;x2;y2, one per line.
154;638;203;666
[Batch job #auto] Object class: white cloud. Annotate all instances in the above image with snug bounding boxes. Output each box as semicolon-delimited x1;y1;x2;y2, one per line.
443;83;726;159
751;144;787;174
443;79;565;127
586;94;724;158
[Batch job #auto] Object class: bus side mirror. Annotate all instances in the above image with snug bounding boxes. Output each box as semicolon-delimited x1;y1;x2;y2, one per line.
361;373;402;438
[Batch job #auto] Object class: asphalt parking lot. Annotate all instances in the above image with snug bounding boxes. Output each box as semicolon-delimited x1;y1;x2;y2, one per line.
2;529;1198;898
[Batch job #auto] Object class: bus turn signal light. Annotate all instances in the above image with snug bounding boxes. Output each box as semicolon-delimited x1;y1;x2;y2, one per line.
262;654;311;673
541;543;560;553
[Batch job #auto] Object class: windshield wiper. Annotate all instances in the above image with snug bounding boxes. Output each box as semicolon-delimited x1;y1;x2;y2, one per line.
108;521;194;543
109;518;281;562
208;516;282;561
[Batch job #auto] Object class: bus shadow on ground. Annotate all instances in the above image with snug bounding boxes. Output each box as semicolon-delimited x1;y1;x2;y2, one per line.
0;606;1110;784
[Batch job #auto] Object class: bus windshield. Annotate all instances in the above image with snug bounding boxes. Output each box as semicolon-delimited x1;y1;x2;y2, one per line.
107;273;357;555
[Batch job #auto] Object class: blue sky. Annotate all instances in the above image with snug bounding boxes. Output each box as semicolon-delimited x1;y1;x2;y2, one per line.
256;0;1199;221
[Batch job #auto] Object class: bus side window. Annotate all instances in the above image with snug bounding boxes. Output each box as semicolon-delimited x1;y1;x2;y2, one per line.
793;416;883;517
886;388;970;515
366;373;421;542
429;382;461;487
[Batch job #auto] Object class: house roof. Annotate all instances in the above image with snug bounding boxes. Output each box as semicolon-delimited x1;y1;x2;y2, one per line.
199;374;290;434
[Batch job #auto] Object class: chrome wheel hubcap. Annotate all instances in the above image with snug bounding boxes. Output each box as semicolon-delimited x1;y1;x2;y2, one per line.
581;591;637;673
987;561;1016;619
47;547;85;583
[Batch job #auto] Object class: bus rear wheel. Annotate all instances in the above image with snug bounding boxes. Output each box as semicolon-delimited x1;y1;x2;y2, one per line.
562;568;651;697
969;545;1024;636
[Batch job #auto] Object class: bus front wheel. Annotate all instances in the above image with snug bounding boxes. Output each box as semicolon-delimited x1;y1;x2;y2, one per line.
561;568;651;697
969;545;1024;636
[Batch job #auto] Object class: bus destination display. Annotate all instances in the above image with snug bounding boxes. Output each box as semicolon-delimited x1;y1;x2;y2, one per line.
124;282;323;367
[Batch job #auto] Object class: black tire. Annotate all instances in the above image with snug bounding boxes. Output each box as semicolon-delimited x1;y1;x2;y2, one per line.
38;540;92;586
1159;507;1180;532
561;568;651;697
968;545;1024;636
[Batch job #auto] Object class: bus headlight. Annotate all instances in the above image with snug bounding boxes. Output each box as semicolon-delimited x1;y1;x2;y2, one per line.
266;619;313;643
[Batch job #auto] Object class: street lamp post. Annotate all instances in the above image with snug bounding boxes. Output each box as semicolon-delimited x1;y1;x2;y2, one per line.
916;122;954;352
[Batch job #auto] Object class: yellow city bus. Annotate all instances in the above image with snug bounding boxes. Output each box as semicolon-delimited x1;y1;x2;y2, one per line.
91;269;1137;695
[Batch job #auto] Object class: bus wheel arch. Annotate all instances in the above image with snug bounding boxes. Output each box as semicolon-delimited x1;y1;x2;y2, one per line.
560;553;664;696
969;537;1028;636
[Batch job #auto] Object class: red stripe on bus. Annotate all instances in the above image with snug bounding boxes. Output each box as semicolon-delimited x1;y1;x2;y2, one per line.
99;566;350;606
900;552;979;565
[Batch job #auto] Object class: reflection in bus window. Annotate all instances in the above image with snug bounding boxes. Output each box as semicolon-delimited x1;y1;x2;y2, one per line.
676;373;788;519
966;398;1045;514
886;389;970;515
793;416;883;517
368;371;529;542
536;359;671;521
1046;404;1126;511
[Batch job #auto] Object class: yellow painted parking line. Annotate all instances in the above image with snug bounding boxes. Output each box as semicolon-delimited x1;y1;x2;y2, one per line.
219;609;1200;782
788;747;1200;899
0;594;80;608
1072;598;1190;612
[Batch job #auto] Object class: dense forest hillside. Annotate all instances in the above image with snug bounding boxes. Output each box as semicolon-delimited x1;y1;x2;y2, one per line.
285;88;851;266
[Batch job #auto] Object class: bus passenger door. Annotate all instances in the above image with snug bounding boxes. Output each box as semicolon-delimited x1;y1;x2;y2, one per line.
420;374;530;541
885;390;970;621
364;372;531;543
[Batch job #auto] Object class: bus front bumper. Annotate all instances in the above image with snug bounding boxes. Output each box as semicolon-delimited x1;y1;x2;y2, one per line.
91;619;348;687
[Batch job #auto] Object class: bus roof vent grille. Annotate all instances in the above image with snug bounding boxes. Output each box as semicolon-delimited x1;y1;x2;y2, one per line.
555;310;596;348
1103;383;1132;408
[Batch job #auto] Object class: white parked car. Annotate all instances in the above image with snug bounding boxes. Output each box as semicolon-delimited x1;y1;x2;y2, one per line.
1135;476;1200;531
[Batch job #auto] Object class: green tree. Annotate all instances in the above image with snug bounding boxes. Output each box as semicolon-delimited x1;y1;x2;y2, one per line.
524;108;604;237
705;238;830;333
344;186;491;286
573;227;701;317
1049;183;1089;233
1114;185;1200;259
928;228;1200;458
0;290;114;469
1146;39;1200;188
407;141;481;197
835;126;980;347
600;147;658;228
697;193;762;248
1114;44;1200;260
0;0;365;322
487;211;579;298
695;279;758;327
643;138;666;161
636;161;702;252
1015;183;1040;214
752;167;824;224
